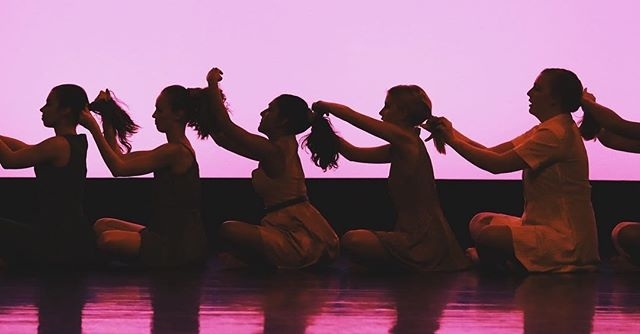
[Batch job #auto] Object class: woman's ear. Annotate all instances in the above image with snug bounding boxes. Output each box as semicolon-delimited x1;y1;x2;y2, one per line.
174;109;187;121
60;106;73;118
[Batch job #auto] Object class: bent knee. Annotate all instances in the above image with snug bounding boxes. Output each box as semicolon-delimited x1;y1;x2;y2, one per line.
340;230;372;251
218;221;244;239
93;218;109;234
469;213;494;241
93;217;119;234
613;222;640;248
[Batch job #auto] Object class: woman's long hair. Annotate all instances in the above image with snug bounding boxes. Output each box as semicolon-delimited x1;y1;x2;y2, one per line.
163;85;228;139
88;90;139;153
274;94;340;171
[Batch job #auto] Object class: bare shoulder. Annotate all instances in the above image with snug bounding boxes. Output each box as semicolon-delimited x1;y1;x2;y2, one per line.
37;135;70;152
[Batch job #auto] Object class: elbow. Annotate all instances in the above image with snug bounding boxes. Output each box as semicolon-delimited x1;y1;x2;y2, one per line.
0;158;19;169
109;168;125;177
211;131;231;146
107;163;126;177
487;168;504;175
484;164;510;175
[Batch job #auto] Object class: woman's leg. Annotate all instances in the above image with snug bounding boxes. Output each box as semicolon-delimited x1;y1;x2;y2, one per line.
218;220;272;267
468;213;525;272
341;229;403;271
93;218;145;259
612;222;640;266
93;217;145;234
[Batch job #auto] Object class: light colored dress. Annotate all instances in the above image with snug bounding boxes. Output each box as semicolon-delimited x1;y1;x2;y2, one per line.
251;140;339;269
481;113;600;272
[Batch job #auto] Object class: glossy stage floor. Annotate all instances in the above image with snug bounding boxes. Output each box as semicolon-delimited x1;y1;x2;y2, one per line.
0;257;639;334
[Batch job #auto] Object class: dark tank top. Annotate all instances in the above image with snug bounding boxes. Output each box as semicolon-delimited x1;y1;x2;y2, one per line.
150;148;202;234
140;145;206;267
33;134;93;263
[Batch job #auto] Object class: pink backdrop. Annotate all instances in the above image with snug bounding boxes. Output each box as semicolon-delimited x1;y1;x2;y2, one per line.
1;1;638;179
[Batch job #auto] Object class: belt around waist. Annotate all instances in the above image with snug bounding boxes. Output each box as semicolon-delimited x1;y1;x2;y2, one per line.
264;196;308;213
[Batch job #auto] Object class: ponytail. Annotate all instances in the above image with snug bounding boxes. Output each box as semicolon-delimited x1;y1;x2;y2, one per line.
578;111;601;140
301;111;340;172
88;90;139;153
433;136;446;154
163;85;228;139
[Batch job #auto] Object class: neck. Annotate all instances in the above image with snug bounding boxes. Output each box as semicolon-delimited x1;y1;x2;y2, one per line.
535;108;566;123
164;125;188;144
54;124;77;136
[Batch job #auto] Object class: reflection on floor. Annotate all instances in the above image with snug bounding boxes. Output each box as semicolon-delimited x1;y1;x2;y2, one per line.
0;258;639;334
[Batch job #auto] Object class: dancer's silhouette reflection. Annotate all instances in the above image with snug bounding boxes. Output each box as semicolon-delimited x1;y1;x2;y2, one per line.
148;270;205;334
388;273;459;334
515;274;598;334
261;271;337;334
36;272;89;334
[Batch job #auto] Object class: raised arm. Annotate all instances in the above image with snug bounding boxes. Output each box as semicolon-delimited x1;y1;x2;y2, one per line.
310;101;391;163
313;101;410;145
430;116;526;174
338;137;391;163
597;129;640;153
422;118;514;154
206;68;279;162
581;89;640;140
79;110;175;176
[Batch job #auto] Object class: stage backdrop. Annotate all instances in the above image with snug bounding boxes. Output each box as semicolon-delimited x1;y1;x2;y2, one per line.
1;0;638;180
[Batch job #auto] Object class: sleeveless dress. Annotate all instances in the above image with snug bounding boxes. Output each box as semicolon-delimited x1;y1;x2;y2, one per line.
139;146;207;268
251;141;339;269
0;134;95;266
372;134;471;271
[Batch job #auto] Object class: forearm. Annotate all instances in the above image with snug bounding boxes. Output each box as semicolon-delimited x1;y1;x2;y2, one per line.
0;135;29;151
337;137;390;163
207;81;233;132
88;126;124;176
582;100;640;139
0;140;12;167
338;137;358;161
102;126;126;158
323;102;399;143
324;102;359;124
449;128;487;149
598;129;640;153
449;138;504;174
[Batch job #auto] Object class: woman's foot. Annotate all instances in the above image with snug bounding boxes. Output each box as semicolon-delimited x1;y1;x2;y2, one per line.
465;247;480;265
